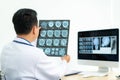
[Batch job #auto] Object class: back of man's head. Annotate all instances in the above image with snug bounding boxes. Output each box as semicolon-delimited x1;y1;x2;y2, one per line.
12;8;38;35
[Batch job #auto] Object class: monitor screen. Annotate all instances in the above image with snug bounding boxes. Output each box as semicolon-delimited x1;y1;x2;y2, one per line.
37;20;70;57
78;28;119;61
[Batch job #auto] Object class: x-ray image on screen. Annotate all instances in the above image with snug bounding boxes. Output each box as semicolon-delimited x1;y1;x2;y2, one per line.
111;37;117;54
37;20;70;57
78;36;117;54
93;37;100;50
101;37;111;47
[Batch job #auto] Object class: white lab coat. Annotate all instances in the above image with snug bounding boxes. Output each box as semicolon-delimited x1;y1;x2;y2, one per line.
1;37;67;80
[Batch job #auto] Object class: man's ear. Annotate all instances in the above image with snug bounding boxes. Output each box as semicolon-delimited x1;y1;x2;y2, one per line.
32;26;36;35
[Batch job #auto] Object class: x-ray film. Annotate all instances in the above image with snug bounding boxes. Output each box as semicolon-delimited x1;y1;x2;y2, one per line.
37;20;70;57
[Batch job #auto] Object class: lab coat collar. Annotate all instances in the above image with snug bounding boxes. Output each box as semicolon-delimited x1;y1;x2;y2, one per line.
13;37;34;47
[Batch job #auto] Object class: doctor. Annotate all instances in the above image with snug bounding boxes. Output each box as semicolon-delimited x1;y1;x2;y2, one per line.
1;8;70;80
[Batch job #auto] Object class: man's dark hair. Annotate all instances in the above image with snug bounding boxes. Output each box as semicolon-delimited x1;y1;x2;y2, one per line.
12;8;38;34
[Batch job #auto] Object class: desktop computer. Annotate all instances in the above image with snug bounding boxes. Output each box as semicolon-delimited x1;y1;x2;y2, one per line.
77;28;119;77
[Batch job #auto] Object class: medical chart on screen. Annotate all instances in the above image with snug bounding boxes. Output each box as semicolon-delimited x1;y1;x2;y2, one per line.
78;36;117;54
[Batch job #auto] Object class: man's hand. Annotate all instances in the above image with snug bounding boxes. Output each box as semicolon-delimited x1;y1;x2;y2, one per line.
61;55;70;63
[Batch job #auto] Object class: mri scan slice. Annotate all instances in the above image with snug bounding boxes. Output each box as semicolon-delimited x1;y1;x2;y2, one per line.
52;48;55;51
39;39;45;46
62;30;68;37
93;37;99;45
93;37;100;50
48;21;54;27
40;30;46;37
55;48;59;51
47;30;53;37
51;48;55;55
59;48;66;56
51;51;55;55
55;21;61;28
54;30;61;37
101;37;110;47
46;39;52;46
41;22;47;28
55;51;59;55
62;21;69;28
44;48;51;55
53;39;59;46
61;39;67;46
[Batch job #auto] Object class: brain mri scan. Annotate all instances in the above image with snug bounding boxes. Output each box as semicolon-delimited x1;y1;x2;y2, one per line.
44;48;51;54
61;39;67;46
47;30;54;37
48;21;54;28
46;39;52;46
37;20;70;57
59;48;66;56
40;22;47;28
54;30;60;37
62;30;68;37
39;39;45;46
40;30;46;37
62;21;69;28
55;21;61;28
101;37;110;47
53;39;59;46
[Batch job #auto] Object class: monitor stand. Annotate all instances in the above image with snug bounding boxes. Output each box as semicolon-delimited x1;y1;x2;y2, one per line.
80;67;109;77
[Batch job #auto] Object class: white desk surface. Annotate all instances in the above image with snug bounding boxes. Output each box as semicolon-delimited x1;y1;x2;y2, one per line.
61;72;118;80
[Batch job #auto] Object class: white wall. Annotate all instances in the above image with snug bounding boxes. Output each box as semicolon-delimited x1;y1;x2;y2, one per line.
0;0;120;71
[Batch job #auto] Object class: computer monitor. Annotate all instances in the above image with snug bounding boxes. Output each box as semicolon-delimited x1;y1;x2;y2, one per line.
77;28;119;75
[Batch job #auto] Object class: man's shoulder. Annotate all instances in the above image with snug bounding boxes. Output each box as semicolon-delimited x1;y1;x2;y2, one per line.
26;46;45;55
31;46;43;53
2;42;13;50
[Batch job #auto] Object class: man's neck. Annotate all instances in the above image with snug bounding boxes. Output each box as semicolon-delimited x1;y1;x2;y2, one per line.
17;34;34;42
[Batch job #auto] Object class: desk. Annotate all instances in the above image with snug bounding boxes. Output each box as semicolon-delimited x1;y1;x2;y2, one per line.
61;72;118;80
